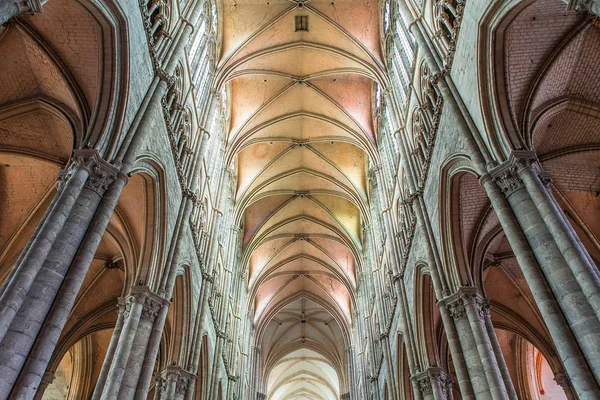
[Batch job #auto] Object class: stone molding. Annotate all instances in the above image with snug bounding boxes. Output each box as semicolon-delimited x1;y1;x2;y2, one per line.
554;372;571;389
566;0;600;16
40;370;56;387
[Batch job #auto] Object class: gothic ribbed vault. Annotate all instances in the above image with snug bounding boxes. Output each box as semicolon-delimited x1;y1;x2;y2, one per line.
217;1;384;397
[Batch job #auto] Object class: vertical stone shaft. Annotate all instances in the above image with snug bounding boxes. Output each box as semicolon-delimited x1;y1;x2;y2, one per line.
437;304;474;400
481;175;600;398
134;304;170;400
0;179;62;298
32;371;55;400
492;160;600;384
519;163;600;320
11;170;125;399
452;314;491;400
119;316;155;398
0;182;103;398
482;306;518;400
461;292;508;400
0;166;89;343
91;300;127;400
101;299;144;399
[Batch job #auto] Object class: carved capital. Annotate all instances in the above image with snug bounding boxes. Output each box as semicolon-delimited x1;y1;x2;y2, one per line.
414;367;452;397
490;150;551;196
117;296;134;318
416;374;433;395
443;294;466;320
442;287;487;320
567;0;600;16
128;286;169;322
489;162;523;197
70;149;125;196
160;365;195;395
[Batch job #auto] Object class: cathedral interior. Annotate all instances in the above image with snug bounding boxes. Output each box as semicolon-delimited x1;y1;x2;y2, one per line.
0;0;599;399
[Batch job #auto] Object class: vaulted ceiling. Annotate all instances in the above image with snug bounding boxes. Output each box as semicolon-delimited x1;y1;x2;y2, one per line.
217;0;384;397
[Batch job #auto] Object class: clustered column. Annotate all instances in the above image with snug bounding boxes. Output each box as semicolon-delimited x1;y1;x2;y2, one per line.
92;286;169;400
487;151;600;396
0;150;126;399
439;287;516;400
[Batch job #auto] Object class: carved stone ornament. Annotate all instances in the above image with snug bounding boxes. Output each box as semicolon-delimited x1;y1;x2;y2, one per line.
155;377;167;394
444;295;466;320
417;374;433;395
490;150;551;197
414;367;452;397
160;365;195;395
19;0;45;13
117;296;134;318
489;163;523;197
70;149;125;195
444;287;489;321
479;297;491;319
127;286;169;322
567;0;600;16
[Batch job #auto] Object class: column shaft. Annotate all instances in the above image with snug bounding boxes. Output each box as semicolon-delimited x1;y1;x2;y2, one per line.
0;183;102;398
483;311;517;400
101;301;144;399
134;304;170;400
92;300;127;400
462;295;508;400
481;175;600;398
11;173;126;399
437;305;474;400
0;166;89;343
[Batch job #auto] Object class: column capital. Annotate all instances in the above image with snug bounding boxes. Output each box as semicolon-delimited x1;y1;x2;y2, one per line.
59;149;127;195
160;365;195;395
489;150;551;197
128;286;170;322
566;0;600;16
440;287;488;320
19;0;45;14
413;367;452;397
